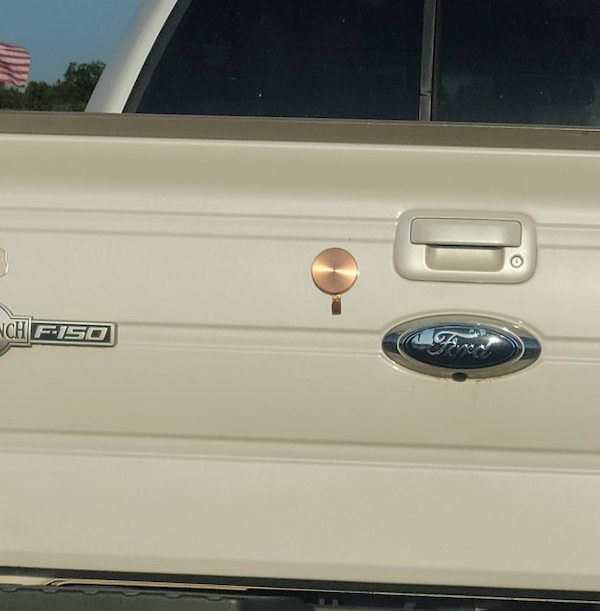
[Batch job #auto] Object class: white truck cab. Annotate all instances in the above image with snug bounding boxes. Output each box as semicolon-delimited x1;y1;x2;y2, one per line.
87;0;179;113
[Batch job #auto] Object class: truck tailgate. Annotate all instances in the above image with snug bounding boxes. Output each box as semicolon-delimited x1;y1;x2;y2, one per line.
0;113;599;590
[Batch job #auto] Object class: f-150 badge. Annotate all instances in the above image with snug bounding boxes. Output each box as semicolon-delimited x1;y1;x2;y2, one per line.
0;303;116;357
382;315;540;380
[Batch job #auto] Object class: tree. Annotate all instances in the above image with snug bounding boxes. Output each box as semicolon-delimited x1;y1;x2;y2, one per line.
0;61;105;111
56;61;106;111
0;84;26;110
22;81;54;111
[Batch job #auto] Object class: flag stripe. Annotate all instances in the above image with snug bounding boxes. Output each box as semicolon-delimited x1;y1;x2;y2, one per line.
0;41;26;49
0;54;29;61
0;61;28;67
0;63;29;70
0;41;30;87
0;53;29;61
0;73;29;80
0;67;29;73
0;69;28;76
0;46;29;54
0;50;29;59
0;75;29;86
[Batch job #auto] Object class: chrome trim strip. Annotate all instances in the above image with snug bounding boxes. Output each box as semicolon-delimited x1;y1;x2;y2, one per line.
0;575;599;604
419;0;438;121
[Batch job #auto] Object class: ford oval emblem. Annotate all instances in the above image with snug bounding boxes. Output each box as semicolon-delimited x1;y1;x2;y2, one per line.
382;315;541;380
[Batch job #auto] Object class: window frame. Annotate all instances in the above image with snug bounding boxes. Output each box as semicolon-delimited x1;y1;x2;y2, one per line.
124;0;193;114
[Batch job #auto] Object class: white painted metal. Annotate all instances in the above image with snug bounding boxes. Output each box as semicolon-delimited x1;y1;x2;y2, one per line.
0;129;599;589
86;0;179;113
2;445;600;591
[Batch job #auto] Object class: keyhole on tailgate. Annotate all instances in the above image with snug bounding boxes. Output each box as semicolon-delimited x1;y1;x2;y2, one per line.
311;248;358;316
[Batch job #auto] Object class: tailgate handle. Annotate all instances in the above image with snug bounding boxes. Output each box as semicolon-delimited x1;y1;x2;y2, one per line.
395;211;537;284
411;218;522;248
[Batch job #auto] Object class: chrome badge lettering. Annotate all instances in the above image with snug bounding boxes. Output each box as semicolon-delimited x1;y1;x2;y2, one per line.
382;315;540;380
423;329;494;359
0;304;116;357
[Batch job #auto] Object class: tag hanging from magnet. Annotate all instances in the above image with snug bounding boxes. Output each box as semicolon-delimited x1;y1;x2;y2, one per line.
331;295;342;316
311;248;358;316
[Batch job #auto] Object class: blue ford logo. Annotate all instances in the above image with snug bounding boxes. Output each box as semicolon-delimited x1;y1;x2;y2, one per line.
382;316;541;380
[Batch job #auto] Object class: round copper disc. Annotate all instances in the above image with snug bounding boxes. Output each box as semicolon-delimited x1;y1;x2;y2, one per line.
311;248;359;295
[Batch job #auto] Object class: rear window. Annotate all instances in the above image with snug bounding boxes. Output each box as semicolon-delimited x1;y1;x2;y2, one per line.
131;0;424;120
435;0;600;126
129;0;600;127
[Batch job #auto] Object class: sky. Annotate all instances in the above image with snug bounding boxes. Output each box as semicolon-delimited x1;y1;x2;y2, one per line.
0;0;145;82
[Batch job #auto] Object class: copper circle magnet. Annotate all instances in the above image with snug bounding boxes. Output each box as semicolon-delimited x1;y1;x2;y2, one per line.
311;248;359;295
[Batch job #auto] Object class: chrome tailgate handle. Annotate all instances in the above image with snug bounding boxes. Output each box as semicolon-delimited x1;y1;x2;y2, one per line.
411;217;522;248
395;211;537;283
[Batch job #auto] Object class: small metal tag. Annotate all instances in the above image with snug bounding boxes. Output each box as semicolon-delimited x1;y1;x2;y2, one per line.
0;303;116;357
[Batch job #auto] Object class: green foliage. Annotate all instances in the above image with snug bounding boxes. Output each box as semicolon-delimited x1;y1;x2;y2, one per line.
0;84;26;110
0;61;105;112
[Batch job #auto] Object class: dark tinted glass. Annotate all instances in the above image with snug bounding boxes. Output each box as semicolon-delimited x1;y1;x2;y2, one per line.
132;0;423;120
435;0;600;126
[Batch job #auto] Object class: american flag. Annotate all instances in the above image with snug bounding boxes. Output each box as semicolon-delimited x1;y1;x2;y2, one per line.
0;41;30;88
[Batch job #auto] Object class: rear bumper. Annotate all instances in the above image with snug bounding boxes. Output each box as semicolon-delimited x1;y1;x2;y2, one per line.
1;447;600;591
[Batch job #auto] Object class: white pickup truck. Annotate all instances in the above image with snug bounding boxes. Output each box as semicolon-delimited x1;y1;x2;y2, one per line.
2;0;600;609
